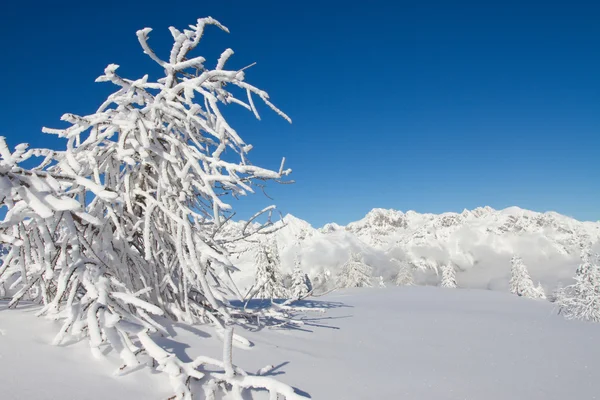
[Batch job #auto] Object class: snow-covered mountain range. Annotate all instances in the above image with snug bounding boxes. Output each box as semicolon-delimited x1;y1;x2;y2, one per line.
228;207;600;293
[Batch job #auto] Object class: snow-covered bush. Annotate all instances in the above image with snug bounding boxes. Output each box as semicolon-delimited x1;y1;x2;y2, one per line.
509;256;546;299
556;250;600;322
337;252;373;288
252;239;288;299
440;262;457;288
0;17;306;399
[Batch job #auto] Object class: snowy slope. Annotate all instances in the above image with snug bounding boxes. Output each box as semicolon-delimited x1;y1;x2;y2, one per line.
3;288;600;399
229;207;600;293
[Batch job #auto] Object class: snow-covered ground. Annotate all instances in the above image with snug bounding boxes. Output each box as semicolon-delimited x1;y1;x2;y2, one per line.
0;302;170;400
3;287;599;399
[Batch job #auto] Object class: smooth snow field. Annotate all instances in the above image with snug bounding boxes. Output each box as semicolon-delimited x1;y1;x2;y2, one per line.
2;287;599;399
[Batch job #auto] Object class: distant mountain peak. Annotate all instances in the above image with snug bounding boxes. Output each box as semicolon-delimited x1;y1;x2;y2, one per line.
282;213;313;228
319;222;342;233
346;208;408;232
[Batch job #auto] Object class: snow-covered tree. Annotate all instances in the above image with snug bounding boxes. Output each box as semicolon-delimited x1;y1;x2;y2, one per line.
377;276;386;288
440;262;457;288
392;258;414;286
556;250;600;322
290;254;311;299
509;256;546;299
312;268;332;292
337;252;373;288
253;239;288;299
0;18;306;399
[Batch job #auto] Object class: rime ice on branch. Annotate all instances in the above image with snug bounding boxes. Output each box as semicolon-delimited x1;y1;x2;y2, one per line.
0;17;307;400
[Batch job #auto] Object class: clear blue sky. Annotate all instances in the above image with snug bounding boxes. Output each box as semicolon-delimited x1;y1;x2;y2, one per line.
1;0;598;226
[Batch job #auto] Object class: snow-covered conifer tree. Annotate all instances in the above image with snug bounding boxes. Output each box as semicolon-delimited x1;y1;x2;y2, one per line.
556;250;600;322
509;256;546;299
253;239;288;299
392;258;414;286
337;252;373;288
440;262;457;288
290;254;311;299
0;18;306;399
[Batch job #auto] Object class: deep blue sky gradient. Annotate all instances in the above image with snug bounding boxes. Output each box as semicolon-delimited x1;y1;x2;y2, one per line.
1;0;598;226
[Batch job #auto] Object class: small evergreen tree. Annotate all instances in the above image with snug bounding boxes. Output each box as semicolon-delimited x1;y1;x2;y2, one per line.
290;254;311;299
392;258;414;286
509;256;546;299
337;252;373;288
556;250;600;322
253;239;288;299
440;262;457;288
